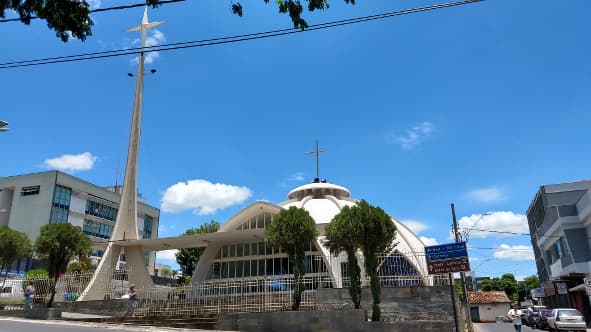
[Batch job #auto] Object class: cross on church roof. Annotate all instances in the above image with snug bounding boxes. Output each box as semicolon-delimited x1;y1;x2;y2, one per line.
305;140;328;182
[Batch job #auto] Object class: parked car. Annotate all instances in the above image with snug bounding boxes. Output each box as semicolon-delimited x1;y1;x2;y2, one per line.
547;308;586;331
537;309;553;330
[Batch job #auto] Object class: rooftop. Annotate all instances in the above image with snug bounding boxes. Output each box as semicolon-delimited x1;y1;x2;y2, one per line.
468;291;511;304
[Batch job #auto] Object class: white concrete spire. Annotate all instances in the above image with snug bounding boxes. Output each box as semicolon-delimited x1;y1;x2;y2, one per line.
80;8;164;301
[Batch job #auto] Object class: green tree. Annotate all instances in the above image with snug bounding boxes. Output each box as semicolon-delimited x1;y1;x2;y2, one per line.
480;274;520;301
356;200;396;321
325;205;362;309
175;221;220;282
4;0;356;43
0;0;93;42
523;275;540;295
160;267;172;278
34;223;92;308
500;273;518;301
0;226;33;280
265;206;318;310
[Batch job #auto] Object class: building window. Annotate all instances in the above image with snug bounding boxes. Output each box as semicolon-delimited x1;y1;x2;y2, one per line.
21;185;40;196
83;219;113;239
49;185;71;224
86;200;117;221
143;216;153;239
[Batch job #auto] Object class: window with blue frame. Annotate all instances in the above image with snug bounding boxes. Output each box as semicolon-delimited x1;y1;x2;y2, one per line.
143;216;153;239
83;219;113;239
49;185;71;224
86;200;117;221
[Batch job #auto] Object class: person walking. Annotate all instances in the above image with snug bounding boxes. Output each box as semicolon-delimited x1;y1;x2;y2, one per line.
127;283;137;317
24;281;35;310
507;303;523;332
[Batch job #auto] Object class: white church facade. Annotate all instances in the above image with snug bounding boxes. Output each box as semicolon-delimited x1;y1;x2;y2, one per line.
189;180;428;288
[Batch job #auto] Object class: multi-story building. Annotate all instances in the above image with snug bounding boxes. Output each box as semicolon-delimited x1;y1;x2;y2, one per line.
0;171;160;274
526;180;591;320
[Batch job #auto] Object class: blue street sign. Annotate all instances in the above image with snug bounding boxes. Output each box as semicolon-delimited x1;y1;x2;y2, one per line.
425;242;468;263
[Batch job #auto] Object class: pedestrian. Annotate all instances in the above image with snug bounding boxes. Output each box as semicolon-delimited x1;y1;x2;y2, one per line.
24;281;35;310
507;302;523;332
127;283;137;317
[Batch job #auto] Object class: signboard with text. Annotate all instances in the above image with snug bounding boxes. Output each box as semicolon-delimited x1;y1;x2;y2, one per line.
425;242;470;274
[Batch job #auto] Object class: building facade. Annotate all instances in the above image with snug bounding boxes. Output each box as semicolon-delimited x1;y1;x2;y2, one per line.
189;180;429;289
526;180;591;321
0;171;160;274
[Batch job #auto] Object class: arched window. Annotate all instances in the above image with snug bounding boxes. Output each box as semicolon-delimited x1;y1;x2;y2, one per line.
378;251;420;287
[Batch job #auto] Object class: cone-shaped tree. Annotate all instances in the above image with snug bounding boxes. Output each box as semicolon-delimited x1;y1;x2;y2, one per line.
356;200;396;321
324;205;363;309
265;206;318;310
34;223;92;308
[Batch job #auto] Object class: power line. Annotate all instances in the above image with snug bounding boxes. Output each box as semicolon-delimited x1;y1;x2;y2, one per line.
0;0;184;23
465;227;591;240
0;0;484;70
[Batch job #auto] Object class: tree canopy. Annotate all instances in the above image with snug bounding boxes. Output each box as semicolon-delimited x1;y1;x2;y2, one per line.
0;226;32;277
265;206;318;310
325;205;363;309
0;0;93;42
480;273;520;302
3;0;356;42
175;221;220;284
355;200;396;321
34;223;92;307
325;200;395;320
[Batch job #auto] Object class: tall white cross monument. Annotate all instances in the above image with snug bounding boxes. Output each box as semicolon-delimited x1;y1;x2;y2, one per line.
80;8;164;301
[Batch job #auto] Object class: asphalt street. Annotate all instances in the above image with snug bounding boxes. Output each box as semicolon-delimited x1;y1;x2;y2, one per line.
0;317;228;332
474;322;591;332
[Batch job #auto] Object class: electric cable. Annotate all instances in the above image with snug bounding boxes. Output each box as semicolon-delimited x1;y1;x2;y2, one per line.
0;0;484;69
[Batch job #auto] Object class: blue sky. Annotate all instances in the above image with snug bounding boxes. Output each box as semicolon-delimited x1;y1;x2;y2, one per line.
1;0;590;280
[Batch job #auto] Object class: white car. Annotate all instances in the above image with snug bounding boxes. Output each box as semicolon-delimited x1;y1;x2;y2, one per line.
547;308;587;331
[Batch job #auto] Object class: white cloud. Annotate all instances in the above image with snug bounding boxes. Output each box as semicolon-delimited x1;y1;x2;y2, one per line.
458;211;528;239
131;29;166;65
466;187;504;202
161;179;252;215
44;152;96;172
395;122;434;150
420;236;439;246
493;244;534;261
156;249;179;263
289;172;305;182
402;220;428;234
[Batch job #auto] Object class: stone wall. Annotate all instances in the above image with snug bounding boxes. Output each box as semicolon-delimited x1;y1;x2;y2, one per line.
55;299;127;316
218;285;459;332
316;285;457;322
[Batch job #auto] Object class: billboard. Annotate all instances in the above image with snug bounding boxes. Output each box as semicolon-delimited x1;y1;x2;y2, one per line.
425;242;470;274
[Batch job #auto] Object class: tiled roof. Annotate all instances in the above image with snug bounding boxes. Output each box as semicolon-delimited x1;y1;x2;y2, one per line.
468;291;511;304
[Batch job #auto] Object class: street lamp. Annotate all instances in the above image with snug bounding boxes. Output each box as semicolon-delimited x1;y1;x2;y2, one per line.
0;120;8;132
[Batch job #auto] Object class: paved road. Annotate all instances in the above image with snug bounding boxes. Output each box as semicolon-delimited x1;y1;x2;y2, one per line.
474;322;537;332
0;317;229;332
475;322;591;332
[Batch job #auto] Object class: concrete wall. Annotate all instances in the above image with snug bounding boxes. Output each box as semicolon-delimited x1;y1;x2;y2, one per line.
316;286;456;322
217;286;459;332
217;310;455;332
475;303;508;322
56;299;128;316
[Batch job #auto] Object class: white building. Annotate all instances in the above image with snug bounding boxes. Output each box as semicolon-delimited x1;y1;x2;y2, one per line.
188;180;428;287
0;171;160;273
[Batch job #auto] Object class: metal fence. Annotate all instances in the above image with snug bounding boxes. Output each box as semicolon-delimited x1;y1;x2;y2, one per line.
0;252;452;317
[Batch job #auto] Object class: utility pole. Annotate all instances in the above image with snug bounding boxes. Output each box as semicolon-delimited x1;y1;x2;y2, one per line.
452;203;473;332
